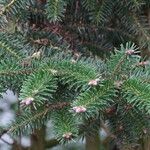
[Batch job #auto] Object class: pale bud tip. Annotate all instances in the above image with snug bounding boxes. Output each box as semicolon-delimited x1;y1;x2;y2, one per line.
88;79;100;86
31;51;41;58
125;49;135;55
71;59;76;63
137;61;149;66
62;132;72;139
20;97;34;106
73;106;86;113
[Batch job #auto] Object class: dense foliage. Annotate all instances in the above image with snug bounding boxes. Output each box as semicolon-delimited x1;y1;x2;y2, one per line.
0;0;150;149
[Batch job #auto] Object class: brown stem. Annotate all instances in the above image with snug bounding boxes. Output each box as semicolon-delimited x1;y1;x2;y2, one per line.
85;130;101;150
148;8;150;26
138;136;150;150
12;140;22;150
45;138;59;149
30;126;46;150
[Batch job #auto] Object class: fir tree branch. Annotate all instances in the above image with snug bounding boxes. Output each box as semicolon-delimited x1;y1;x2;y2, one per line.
7;102;70;135
0;41;21;59
111;54;127;79
0;0;16;15
133;15;150;41
0;69;33;76
3;0;16;13
0;0;28;17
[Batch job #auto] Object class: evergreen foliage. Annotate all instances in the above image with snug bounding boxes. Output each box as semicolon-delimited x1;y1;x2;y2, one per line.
0;0;150;149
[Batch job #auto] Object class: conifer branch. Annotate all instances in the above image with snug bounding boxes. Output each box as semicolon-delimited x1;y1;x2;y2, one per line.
1;0;16;15
0;102;70;136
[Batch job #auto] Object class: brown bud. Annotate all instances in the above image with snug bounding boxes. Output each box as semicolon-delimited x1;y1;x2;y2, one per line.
105;106;116;115
118;125;124;131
